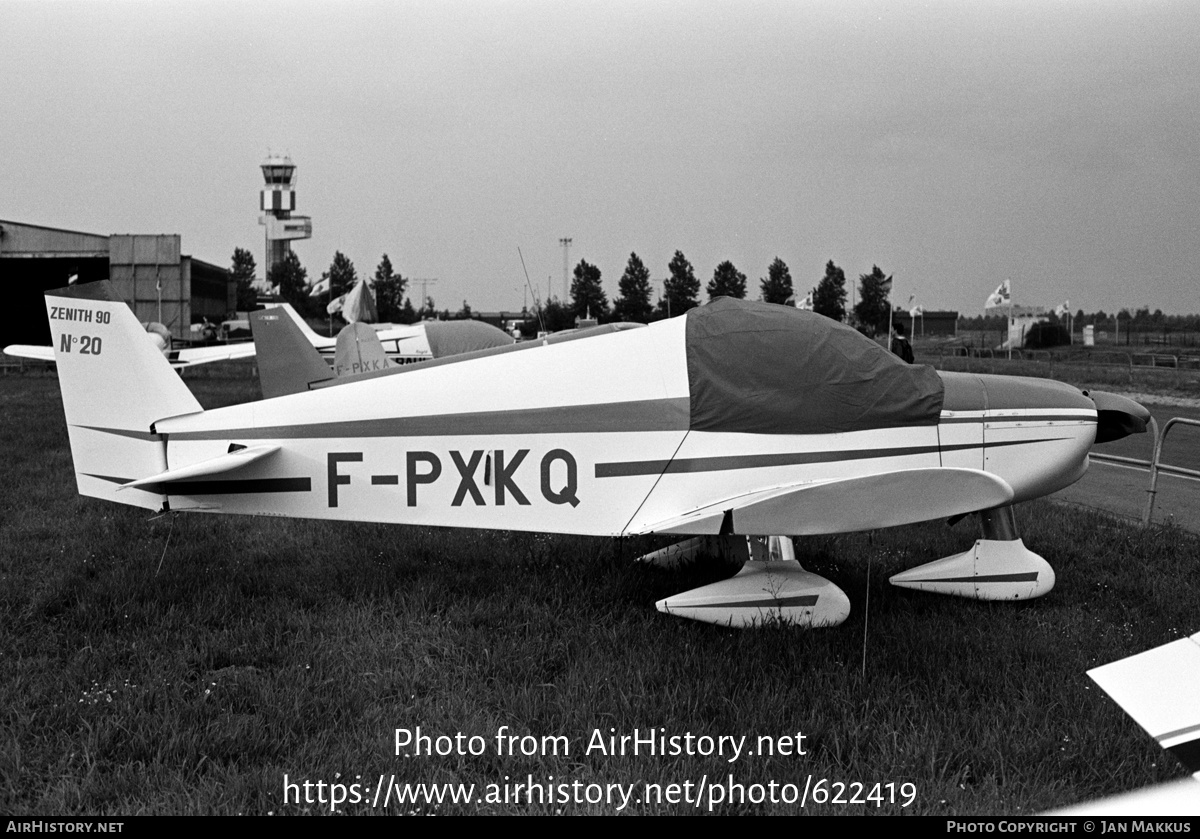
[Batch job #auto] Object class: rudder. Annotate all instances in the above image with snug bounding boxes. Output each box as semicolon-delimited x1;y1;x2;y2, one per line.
46;281;203;510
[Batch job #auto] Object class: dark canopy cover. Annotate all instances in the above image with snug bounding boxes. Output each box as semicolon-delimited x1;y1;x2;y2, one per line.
685;298;944;435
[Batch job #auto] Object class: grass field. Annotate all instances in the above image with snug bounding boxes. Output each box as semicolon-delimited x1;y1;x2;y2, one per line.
1;368;1197;815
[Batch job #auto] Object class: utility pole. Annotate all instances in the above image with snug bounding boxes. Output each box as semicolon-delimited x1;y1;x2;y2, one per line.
559;237;572;301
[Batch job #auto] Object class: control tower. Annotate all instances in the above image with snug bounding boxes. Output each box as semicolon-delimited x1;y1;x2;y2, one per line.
258;154;312;282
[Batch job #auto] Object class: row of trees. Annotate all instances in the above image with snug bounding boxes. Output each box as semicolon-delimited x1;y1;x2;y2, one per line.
560;252;897;335
230;248;436;324
231;246;899;336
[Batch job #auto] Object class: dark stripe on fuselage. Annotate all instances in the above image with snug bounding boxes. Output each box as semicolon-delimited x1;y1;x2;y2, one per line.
162;478;311;495
164;398;691;441
81;474;311;495
594;437;1065;478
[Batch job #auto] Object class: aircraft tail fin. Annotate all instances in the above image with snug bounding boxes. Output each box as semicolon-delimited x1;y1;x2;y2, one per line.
276;302;327;346
45;281;203;510
334;322;395;377
250;307;334;399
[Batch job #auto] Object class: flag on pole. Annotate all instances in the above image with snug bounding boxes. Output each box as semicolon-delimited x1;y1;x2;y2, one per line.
795;290;814;310
909;304;924;318
309;277;331;297
880;275;893;295
1054;300;1070;318
985;280;1011;309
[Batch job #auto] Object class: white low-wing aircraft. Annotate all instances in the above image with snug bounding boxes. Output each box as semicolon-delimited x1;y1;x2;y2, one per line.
44;282;1148;628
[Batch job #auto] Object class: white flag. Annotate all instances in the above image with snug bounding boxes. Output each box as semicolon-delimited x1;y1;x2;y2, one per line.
1054;300;1070;318
985;280;1011;309
309;277;331;297
909;304;924;318
795;290;814;310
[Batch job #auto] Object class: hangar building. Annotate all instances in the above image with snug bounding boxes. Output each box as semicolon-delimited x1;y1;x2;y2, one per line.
0;220;233;347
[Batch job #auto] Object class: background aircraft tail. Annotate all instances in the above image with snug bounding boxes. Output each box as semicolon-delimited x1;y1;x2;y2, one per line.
250;307;334;399
45;281;203;510
334;322;394;377
277;302;327;347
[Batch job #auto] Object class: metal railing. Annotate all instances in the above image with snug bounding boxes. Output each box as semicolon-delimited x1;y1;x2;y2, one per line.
1144;417;1200;525
1090;415;1200;526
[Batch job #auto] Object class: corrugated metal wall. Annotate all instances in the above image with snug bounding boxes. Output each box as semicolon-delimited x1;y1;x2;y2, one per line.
109;234;189;336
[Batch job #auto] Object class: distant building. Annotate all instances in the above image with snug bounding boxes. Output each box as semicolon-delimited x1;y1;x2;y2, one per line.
892;309;958;338
0;219;232;347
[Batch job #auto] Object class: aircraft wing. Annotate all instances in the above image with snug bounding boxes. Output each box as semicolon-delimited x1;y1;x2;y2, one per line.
167;341;258;366
632;467;1015;535
1046;631;1200;814
4;344;55;362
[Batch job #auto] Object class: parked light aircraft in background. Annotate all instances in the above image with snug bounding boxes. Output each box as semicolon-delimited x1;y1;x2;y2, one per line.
272;303;514;367
1048;631;1200;814
248;304;647;399
44;282;1149;628
5;295;513;371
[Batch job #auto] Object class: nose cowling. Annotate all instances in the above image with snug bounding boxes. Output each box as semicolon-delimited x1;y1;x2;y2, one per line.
1085;390;1152;444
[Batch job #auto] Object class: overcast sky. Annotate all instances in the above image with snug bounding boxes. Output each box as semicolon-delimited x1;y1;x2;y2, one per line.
3;0;1197;316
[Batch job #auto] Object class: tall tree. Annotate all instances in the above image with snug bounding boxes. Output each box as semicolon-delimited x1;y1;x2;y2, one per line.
322;251;358;301
759;257;793;305
854;265;893;336
268;250;309;311
660;250;700;317
373;253;407;323
230;247;259;312
813;260;848;322
707;260;747;300
570;259;609;322
612;252;654;323
540;297;575;333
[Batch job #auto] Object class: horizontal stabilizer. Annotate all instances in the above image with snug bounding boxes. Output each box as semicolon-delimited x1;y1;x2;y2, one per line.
119;445;281;490
636;468;1014;536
